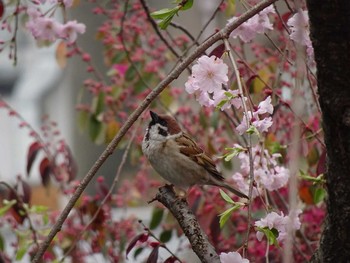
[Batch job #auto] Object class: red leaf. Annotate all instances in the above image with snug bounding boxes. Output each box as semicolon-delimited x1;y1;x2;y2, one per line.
299;185;314;205
8;180;32;224
146;245;159;263
26;142;43;176
209;43;225;58
316;150;326;175
0;0;4;20
246;74;258;89
126;233;149;258
39;158;51;187
65;146;77;181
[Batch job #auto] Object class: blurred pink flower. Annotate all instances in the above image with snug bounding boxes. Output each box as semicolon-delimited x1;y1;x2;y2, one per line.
60;20;86;43
287;10;314;57
257;96;273;114
220;251;249;263
26;15;61;42
229;6;275;43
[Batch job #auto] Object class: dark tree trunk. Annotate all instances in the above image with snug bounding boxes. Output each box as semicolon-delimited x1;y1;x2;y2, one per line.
306;0;350;261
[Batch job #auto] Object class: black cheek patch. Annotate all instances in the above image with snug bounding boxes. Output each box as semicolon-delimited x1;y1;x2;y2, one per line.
158;127;168;136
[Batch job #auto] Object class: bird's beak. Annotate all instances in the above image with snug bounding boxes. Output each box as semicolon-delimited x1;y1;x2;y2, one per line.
150;111;159;122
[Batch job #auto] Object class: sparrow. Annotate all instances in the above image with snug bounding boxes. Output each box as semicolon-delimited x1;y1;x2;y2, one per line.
142;111;249;199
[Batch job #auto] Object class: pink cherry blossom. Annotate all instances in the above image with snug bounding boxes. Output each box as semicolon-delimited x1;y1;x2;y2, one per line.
185;75;200;94
236;111;253;135
257;96;273;114
197;91;214;107
26;16;62;42
287;9;314;57
229;6;275;43
220;251;250;263
256;165;289;191
252;116;273;133
185;55;228;107
25;7;85;43
255;209;302;243
232;145;290;197
190;55;228;93
63;0;73;7
60;20;86;44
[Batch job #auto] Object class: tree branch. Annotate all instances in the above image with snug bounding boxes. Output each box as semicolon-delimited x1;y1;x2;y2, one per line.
32;0;279;261
154;185;220;263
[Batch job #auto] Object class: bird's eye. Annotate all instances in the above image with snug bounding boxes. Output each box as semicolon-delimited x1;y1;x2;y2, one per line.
158;127;168;136
159;119;167;126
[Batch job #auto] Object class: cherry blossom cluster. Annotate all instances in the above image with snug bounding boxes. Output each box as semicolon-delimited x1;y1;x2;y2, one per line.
25;4;85;44
228;6;275;43
232;144;290;198
185;55;230;107
255;209;302;243
287;9;313;57
236;95;274;135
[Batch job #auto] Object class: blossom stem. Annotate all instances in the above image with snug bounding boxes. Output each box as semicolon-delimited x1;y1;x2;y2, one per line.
223;38;255;257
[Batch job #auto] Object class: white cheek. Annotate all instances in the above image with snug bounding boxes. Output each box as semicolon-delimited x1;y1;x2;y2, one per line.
148;125;167;141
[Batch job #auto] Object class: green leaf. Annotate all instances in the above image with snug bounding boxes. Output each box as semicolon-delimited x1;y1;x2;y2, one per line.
78;110;89;132
0;234;4;251
246;125;259;135
313;187;326;204
159;230;172;243
92;92;105;115
150;8;177;19
215;99;228;109
43;213;49;225
299;170;326;184
219;189;235;204
16;243;29;260
134;247;144;259
125;66;137;82
256;227;279;246
149;207;164;230
219;205;240;228
29;205;48;213
158;12;177;30
268;141;286;154
89;115;104;143
224;91;236;99
0;199;17;216
223;146;246;161
180;0;193;10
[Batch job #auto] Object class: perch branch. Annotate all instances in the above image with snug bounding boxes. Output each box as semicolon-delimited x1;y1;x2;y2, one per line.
155;185;220;263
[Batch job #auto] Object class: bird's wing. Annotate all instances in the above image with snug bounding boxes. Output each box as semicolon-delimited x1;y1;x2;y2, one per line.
175;133;224;181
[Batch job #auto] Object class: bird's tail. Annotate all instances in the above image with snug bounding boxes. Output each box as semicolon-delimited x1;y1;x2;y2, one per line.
221;183;249;199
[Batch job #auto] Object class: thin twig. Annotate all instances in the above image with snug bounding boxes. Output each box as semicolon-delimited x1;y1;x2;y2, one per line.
11;0;20;65
224;38;255;257
32;1;280;260
139;220;183;262
0;181;39;248
139;0;180;58
169;21;196;43
195;0;225;43
59;126;138;262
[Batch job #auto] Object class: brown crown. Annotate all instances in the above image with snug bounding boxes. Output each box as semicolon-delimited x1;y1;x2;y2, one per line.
159;114;182;135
